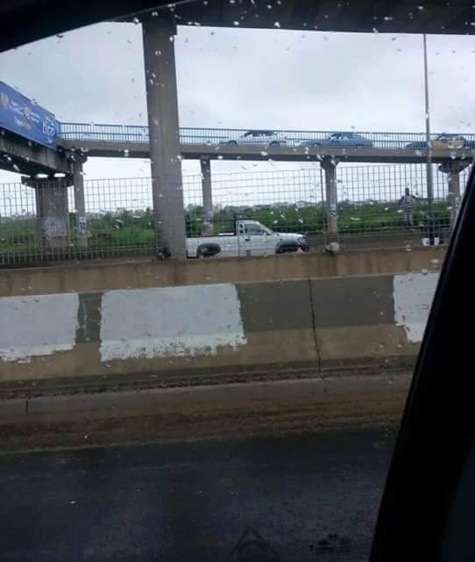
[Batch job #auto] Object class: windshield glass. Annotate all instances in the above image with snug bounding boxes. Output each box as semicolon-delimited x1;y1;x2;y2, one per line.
0;2;472;560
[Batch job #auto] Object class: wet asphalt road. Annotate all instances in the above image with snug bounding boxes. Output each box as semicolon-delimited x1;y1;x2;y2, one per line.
0;428;397;562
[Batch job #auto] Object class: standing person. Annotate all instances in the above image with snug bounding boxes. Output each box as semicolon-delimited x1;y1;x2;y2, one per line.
398;188;418;230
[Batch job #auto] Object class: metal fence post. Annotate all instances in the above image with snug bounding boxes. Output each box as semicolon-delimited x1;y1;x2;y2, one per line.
200;157;213;235
440;160;467;233
322;158;338;242
72;153;88;249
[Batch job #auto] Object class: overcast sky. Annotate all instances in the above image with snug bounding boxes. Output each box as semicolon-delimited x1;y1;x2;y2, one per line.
0;20;474;188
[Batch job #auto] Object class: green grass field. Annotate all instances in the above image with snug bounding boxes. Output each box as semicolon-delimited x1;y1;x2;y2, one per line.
0;201;450;257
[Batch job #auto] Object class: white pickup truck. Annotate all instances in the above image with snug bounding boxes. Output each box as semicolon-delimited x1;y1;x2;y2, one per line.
186;219;309;258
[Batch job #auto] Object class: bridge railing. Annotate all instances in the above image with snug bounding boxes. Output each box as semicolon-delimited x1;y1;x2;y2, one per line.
58;123;475;150
59;122;150;143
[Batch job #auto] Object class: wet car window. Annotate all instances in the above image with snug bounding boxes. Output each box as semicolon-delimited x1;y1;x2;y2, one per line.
0;1;473;560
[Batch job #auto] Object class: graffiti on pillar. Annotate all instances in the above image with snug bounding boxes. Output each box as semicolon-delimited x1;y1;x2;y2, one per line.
42;217;68;239
77;215;88;236
328;203;337;218
203;211;214;226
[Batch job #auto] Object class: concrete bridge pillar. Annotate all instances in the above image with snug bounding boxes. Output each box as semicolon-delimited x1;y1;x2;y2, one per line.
142;12;186;259
439;161;469;231
72;153;88;249
22;175;72;252
322;158;338;242
200;157;213;235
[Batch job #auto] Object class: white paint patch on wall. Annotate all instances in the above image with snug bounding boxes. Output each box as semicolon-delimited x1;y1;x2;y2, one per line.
0;294;79;361
393;273;439;343
100;284;246;361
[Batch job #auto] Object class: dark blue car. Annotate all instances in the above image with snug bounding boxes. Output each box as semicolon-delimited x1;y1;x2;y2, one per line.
300;132;374;149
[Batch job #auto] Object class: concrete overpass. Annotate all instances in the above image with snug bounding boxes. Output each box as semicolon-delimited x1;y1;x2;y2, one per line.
2;123;471;256
1;0;474;52
4;120;471;255
58;126;471;240
155;0;475;35
1;131;70;176
59;137;475;165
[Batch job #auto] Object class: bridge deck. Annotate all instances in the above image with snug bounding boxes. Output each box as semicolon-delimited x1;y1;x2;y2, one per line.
58;138;475;165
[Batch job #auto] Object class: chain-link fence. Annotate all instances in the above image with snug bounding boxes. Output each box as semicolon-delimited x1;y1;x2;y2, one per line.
0;176;154;265
184;163;470;254
0;163;470;265
332;163;470;248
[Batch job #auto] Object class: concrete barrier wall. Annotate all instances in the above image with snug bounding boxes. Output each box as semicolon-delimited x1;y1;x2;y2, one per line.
0;246;445;297
0;272;439;382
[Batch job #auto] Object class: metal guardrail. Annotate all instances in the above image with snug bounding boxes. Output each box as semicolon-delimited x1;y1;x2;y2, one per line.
58;123;475;151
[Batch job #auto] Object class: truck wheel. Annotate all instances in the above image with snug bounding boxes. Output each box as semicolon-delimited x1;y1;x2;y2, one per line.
197;243;221;258
276;242;299;254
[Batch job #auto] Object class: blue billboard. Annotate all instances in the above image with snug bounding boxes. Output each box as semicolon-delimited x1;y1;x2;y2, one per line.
0;80;59;149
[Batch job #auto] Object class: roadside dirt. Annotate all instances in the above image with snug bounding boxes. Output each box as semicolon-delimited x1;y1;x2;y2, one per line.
0;375;409;453
0;363;413;399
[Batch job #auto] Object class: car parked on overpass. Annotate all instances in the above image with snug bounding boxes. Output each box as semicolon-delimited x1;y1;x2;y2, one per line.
223;130;288;147
299;132;374;149
406;133;474;150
